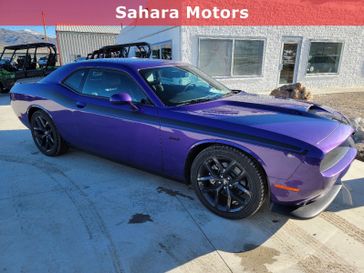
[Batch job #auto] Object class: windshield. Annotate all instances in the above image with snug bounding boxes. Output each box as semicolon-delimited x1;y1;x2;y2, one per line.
140;65;232;106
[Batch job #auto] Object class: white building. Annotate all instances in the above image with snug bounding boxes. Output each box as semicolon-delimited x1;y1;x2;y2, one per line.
56;26;121;64
117;26;364;94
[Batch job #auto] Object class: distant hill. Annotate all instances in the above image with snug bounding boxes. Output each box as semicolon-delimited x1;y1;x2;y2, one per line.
0;28;56;48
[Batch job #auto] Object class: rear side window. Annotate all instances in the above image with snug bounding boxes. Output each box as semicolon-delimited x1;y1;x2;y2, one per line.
82;69;148;103
63;69;87;92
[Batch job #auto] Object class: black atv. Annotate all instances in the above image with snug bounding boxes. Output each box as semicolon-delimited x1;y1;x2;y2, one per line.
0;42;58;93
86;42;151;60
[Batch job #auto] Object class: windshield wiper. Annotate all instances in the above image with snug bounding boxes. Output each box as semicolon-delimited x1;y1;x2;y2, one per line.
176;96;219;106
174;90;242;106
188;98;215;104
223;89;241;97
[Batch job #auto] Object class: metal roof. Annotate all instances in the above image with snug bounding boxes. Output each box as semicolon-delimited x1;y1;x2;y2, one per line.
56;26;121;34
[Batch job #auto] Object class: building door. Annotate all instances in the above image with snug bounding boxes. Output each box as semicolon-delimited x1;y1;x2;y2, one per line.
279;38;301;84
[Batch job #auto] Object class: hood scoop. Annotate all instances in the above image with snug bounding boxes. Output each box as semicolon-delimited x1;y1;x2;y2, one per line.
308;105;351;125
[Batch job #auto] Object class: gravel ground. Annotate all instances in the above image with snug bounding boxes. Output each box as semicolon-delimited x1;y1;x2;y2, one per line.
314;92;364;119
314;92;364;161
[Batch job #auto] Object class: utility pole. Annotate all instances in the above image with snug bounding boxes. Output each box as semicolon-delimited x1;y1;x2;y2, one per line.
41;11;48;42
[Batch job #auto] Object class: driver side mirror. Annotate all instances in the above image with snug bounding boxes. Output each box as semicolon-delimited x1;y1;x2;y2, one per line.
109;92;139;111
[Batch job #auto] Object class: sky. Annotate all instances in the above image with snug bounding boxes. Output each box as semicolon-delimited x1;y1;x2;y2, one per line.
0;26;56;37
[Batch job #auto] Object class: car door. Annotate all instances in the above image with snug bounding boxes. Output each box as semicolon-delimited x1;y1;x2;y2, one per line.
64;67;162;173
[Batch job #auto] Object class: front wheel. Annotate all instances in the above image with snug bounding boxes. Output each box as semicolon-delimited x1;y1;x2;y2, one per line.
190;145;266;219
30;110;68;156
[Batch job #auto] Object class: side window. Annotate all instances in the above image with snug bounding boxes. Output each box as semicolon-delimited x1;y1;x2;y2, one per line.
63;69;87;92
82;69;148;103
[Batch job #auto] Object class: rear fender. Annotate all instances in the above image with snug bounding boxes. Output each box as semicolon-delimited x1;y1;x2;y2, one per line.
27;104;55;123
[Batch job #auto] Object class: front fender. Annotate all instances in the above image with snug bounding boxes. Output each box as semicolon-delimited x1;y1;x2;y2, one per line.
188;138;267;169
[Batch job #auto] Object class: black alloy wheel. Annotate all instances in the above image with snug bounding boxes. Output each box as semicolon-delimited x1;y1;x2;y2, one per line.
191;145;266;219
30;110;68;156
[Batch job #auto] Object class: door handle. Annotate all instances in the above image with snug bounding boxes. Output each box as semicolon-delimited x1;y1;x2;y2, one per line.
75;101;86;109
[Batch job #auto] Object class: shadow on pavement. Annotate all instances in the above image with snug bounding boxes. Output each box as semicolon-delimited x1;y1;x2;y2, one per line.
0;93;10;106
327;178;364;212
0;129;292;273
1;129;363;273
3;128;363;273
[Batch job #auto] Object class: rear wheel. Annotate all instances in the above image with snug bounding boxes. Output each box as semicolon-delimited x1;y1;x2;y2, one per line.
30;110;68;156
191;145;266;219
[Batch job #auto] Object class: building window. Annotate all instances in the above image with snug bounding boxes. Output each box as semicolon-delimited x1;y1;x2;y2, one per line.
199;39;232;76
151;42;172;60
233;40;264;76
307;42;343;74
199;38;264;77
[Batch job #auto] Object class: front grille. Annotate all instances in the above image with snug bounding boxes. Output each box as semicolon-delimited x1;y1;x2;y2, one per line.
320;137;355;173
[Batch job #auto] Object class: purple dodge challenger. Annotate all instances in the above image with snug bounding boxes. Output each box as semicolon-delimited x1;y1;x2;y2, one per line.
10;59;357;219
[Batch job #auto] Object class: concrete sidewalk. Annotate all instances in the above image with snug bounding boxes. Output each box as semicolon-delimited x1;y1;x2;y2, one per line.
0;94;363;273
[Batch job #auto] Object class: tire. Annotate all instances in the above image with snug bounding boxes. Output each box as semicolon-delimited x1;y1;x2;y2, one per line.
30;110;68;156
190;145;266;219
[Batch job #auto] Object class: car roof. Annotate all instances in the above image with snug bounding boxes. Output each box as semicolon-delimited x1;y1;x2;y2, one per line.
40;58;188;84
76;58;185;70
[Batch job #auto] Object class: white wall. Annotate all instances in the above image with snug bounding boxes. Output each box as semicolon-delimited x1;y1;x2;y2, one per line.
116;26;181;60
181;26;364;94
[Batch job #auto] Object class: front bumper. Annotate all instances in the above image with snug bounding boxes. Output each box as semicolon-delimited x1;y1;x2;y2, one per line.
269;135;356;219
270;139;356;206
271;181;342;219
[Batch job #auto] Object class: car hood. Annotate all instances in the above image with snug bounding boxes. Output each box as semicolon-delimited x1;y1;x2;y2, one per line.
176;93;353;153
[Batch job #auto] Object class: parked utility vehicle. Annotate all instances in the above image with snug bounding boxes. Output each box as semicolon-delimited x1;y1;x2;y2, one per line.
0;42;57;93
